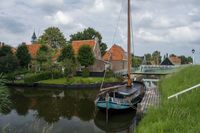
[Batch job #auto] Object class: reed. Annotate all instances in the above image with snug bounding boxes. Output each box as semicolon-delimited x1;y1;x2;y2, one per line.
136;65;200;133
0;73;12;113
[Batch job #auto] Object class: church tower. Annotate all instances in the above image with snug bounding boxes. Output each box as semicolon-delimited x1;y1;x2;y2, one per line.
31;31;37;44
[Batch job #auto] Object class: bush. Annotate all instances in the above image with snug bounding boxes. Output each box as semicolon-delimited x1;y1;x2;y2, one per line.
82;68;90;77
24;71;63;83
105;70;115;78
5;69;29;82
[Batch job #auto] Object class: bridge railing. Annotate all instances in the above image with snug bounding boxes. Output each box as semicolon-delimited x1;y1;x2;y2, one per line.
168;83;200;99
114;65;190;75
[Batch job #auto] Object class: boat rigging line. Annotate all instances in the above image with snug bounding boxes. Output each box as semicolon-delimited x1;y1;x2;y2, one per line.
100;0;125;91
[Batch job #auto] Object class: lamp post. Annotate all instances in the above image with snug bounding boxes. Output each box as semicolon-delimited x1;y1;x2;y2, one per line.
192;49;195;64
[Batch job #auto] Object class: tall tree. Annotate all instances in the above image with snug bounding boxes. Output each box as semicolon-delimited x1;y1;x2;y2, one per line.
38;27;66;49
16;43;31;68
152;51;161;65
57;45;75;62
70;27;107;55
0;45;13;57
0;54;19;73
187;56;193;63
144;53;152;65
36;45;52;71
78;45;95;67
132;56;142;67
179;56;193;64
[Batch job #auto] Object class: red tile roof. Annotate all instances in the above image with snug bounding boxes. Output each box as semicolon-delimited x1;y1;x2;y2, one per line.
103;44;127;61
26;44;41;58
169;56;181;65
72;40;96;54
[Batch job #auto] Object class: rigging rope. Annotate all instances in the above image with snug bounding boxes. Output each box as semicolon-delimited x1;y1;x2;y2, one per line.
112;0;125;44
100;0;124;91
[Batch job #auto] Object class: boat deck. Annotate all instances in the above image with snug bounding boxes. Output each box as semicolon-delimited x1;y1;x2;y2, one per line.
137;85;160;114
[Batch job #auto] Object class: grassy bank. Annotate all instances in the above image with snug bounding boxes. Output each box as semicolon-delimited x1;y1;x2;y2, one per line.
39;77;119;85
137;65;200;133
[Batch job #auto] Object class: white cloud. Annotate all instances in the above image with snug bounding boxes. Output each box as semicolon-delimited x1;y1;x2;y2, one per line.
136;28;165;42
32;0;63;5
91;0;105;13
188;8;199;16
0;0;200;63
45;11;73;25
167;26;200;42
152;17;173;28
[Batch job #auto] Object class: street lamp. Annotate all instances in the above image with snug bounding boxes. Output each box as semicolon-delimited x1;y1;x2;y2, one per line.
192;49;195;64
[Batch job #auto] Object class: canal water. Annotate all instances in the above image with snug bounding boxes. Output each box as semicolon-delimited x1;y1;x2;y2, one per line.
0;87;137;133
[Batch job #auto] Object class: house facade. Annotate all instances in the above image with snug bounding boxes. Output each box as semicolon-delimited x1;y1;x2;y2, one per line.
161;56;181;65
72;38;106;72
103;44;128;72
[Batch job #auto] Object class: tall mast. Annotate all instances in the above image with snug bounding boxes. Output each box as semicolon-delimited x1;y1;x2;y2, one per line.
127;0;132;87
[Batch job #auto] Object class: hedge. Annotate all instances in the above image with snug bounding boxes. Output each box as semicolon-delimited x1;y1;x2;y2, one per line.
24;71;63;83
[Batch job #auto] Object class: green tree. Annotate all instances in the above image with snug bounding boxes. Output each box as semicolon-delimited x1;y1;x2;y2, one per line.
0;45;13;57
16;43;31;68
0;54;19;73
132;56;142;67
70;27;107;55
144;53;152;65
57;44;75;62
36;45;52;71
63;59;77;79
179;55;187;64
152;51;161;65
179;56;193;64
38;27;66;49
170;54;176;57
78;45;95;67
187;56;193;63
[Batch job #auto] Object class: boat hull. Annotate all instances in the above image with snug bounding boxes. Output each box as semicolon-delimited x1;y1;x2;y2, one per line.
95;81;146;110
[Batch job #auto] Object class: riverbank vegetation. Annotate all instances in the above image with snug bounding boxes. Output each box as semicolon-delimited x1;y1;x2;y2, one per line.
137;65;200;133
39;77;119;85
0;27;111;85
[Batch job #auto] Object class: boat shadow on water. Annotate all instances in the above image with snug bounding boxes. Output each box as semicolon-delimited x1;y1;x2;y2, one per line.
94;109;138;133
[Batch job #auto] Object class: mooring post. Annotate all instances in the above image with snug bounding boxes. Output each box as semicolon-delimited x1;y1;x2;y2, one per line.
106;93;109;124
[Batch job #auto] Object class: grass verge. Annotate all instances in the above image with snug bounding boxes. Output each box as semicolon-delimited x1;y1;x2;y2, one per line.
136;65;200;133
39;77;120;85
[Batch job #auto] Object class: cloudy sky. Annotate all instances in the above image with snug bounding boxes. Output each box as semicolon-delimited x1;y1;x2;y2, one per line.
0;0;199;63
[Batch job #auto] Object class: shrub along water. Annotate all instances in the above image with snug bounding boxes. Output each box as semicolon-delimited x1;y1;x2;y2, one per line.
136;65;200;133
24;71;63;83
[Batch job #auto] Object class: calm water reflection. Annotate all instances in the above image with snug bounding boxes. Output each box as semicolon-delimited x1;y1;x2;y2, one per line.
0;87;137;133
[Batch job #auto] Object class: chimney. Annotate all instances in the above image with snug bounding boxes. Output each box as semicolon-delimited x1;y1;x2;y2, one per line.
2;42;5;46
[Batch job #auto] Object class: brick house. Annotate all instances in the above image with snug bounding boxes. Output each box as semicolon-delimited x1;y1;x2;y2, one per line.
161;56;181;65
103;44;128;72
25;32;107;72
26;43;41;59
72;39;106;72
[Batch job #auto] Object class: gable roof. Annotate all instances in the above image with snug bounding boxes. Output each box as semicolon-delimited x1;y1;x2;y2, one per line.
161;56;181;65
26;44;41;58
103;44;127;61
169;56;181;65
72;40;96;54
161;57;174;65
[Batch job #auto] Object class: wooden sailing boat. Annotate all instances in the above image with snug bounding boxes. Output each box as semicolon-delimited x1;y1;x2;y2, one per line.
95;0;146;110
